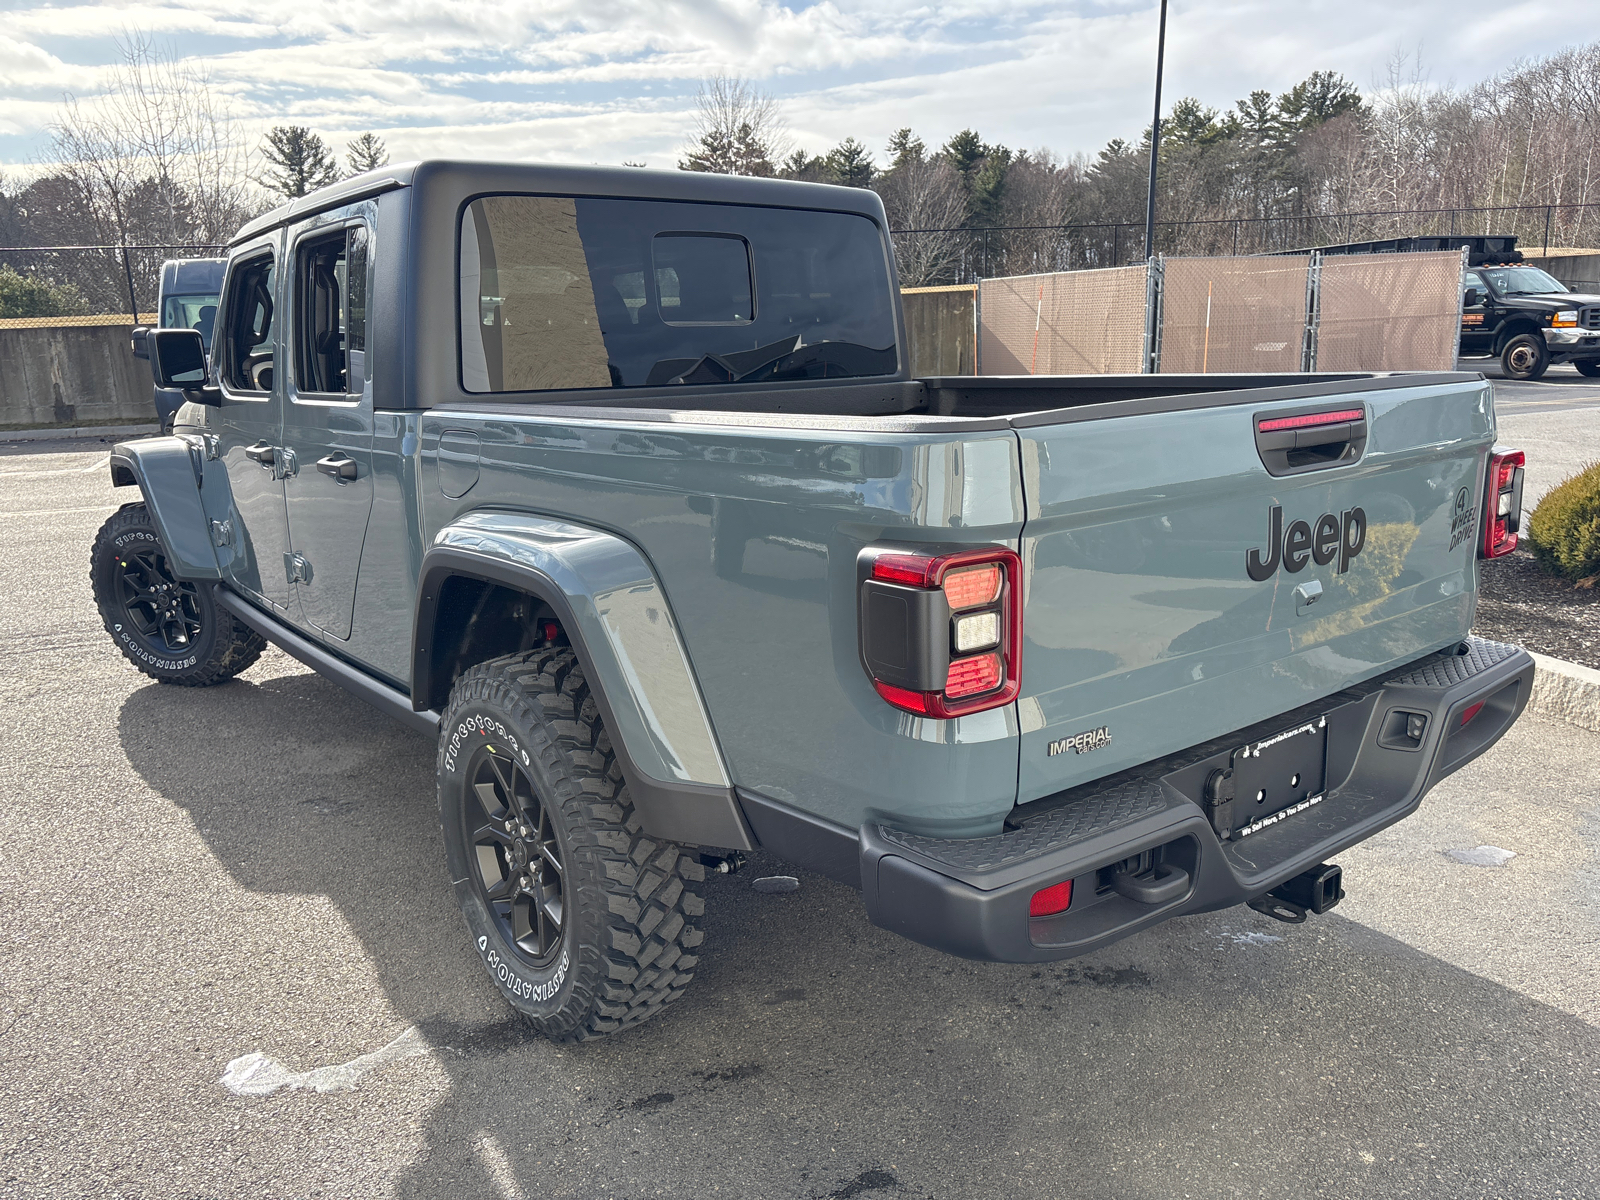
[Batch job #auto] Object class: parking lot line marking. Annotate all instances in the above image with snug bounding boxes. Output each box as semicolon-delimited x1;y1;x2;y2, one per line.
0;456;111;479
0;504;119;517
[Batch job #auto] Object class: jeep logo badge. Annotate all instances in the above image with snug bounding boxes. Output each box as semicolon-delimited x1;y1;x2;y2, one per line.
1247;504;1366;581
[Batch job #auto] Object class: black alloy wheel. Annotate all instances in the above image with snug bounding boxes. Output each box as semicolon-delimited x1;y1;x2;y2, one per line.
464;743;566;967
115;543;204;656
90;502;265;686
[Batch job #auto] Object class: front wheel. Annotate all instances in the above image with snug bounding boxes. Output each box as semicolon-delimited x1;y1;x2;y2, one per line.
90;503;265;685
437;647;706;1041
1501;333;1549;381
1574;360;1600;378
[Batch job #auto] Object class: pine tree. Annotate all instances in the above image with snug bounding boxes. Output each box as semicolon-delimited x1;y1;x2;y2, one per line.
345;132;389;176
258;126;339;199
1277;71;1365;131
824;137;875;188
886;129;926;171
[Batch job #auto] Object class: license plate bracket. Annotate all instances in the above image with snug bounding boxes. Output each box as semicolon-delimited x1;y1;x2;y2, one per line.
1227;716;1328;840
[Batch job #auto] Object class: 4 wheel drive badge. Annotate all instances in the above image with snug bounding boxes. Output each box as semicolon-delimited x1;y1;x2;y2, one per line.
1448;486;1478;552
1247;504;1366;581
1049;726;1112;756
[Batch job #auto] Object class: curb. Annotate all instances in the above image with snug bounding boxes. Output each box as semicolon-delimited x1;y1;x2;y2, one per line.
1528;652;1600;734
0;424;159;444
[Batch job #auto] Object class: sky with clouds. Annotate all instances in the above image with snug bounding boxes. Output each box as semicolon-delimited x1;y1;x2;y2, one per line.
0;0;1579;178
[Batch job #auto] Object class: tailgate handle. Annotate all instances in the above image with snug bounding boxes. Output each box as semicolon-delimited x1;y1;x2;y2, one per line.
1111;862;1190;905
1255;407;1367;477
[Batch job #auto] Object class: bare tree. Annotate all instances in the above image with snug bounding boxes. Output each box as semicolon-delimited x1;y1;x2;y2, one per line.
48;34;253;247
874;149;969;285
678;74;788;177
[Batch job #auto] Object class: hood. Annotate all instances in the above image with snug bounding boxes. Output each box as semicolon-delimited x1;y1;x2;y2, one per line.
1496;291;1600;309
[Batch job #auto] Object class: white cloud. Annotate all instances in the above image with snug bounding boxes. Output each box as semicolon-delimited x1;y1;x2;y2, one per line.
0;0;1587;177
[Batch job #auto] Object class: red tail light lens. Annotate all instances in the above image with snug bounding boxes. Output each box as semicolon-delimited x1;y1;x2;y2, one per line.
1460;700;1485;726
860;545;1023;718
1030;880;1073;917
945;652;1001;698
1481;448;1525;559
942;564;1002;610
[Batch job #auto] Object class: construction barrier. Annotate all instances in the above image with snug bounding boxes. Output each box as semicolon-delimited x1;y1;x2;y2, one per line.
978;266;1148;376
972;249;1466;375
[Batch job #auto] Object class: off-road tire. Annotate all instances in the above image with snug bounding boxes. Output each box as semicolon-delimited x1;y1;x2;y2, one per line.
1574;360;1600;378
1501;333;1549;381
90;502;265;686
437;647;706;1041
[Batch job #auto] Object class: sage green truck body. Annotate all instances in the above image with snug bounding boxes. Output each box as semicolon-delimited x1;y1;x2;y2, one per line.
119;161;1533;962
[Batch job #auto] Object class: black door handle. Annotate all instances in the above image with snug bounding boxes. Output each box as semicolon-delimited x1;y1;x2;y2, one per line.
1111;861;1190;905
245;442;276;468
316;453;358;482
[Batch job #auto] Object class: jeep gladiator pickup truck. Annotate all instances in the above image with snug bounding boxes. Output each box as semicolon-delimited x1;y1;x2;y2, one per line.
96;162;1534;1042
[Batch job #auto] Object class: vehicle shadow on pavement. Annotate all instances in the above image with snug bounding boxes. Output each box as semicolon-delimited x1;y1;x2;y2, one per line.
117;662;1600;1200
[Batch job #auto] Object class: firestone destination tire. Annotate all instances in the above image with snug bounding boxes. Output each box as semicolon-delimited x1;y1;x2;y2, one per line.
89;502;265;686
437;647;706;1041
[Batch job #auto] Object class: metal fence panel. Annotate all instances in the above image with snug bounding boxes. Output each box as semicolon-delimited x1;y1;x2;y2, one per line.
1314;251;1463;372
978;266;1147;375
1157;256;1311;374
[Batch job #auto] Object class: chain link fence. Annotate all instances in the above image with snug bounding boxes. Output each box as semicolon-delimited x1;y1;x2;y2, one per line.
0;243;224;329
894;200;1600;287
1157;256;1310;374
978;267;1148;375
1314;252;1464;373
974;250;1466;376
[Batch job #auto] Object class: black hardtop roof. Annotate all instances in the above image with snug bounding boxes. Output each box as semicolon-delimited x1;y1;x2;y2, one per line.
230;159;888;248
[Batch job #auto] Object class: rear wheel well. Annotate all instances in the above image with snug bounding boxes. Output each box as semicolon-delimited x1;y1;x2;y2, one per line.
1493;321;1541;354
422;576;562;713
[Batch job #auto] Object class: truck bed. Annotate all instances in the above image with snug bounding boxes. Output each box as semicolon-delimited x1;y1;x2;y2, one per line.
438;371;1480;427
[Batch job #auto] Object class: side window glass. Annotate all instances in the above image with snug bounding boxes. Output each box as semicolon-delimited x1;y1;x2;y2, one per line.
1463;272;1485;304
295;224;370;397
220;253;275;393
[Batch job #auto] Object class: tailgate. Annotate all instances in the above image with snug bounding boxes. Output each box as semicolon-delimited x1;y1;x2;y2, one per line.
1014;378;1494;804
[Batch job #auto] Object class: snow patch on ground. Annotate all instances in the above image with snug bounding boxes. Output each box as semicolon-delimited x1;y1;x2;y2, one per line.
1443;845;1517;867
220;1026;429;1097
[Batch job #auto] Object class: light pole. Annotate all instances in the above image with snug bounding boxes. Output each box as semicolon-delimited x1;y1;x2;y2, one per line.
1143;0;1170;261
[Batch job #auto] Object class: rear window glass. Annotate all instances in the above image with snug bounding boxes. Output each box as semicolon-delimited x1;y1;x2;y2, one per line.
459;196;897;393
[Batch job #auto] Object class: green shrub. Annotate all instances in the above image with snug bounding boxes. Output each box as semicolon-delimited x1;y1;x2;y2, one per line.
0;265;89;319
1526;461;1600;582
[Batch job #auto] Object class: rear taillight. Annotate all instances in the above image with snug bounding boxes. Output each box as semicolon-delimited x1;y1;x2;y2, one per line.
859;546;1022;718
1481;447;1525;559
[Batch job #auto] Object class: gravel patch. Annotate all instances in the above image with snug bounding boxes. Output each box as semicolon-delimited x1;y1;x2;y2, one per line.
1474;544;1600;670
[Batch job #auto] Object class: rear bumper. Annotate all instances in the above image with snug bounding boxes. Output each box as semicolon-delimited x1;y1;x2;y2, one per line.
857;636;1534;963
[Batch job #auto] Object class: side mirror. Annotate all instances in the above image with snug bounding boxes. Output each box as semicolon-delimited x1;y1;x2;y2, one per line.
150;329;220;405
130;326;150;360
1463;288;1482;308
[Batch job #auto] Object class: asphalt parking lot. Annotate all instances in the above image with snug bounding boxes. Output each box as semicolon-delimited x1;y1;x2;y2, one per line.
1;378;1598;1200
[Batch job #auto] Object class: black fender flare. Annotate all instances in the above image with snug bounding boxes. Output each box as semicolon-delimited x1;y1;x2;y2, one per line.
106;437;223;580
415;536;755;853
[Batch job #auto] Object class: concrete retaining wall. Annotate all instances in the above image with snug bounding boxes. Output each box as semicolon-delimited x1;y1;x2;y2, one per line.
902;286;977;377
0;323;156;429
1523;251;1600;295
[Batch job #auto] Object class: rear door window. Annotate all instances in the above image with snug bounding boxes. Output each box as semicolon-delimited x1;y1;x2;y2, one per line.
294;224;370;396
459;196;897;393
